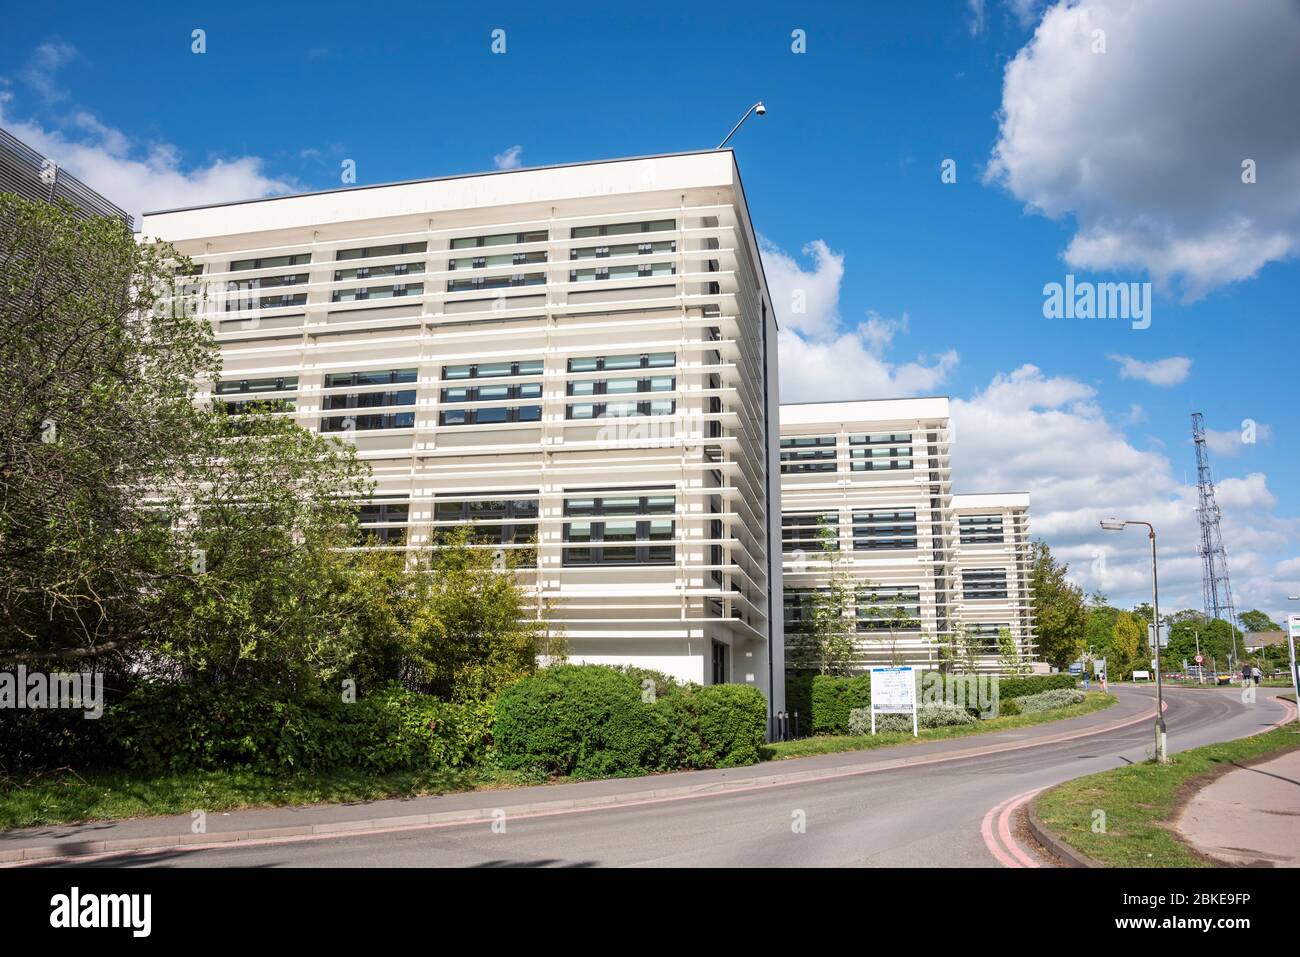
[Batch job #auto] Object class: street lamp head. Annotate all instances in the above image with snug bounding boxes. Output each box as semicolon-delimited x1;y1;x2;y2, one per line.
1100;519;1127;531
754;102;767;116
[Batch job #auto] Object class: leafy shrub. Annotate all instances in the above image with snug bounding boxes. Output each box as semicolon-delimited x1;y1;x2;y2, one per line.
785;673;815;732
846;703;974;735
810;675;872;734
105;681;491;774
1010;688;1085;714
996;674;1076;700
996;698;1022;717
694;684;768;767
493;665;767;777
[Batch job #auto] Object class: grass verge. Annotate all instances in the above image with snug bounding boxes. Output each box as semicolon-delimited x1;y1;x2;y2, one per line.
1034;720;1300;867
762;692;1117;761
0;764;539;830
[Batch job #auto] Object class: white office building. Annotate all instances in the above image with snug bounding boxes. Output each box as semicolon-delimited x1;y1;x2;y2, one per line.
140;151;785;715
779;399;1035;673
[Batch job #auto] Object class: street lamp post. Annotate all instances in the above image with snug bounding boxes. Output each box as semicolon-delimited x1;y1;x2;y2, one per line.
1101;518;1167;762
1288;597;1300;724
717;102;766;149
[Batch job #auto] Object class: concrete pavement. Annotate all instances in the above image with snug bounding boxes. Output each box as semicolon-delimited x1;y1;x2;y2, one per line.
1176;749;1300;867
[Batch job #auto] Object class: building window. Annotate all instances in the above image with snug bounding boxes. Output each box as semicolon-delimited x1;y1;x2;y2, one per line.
856;586;922;632
334;262;425;281
446;272;544;293
358;502;408;545
335;242;427;261
569;262;676;282
229;292;306;310
215;376;298;395
849;433;913;471
323;389;416;411
443;359;543;380
448;250;547;270
229;253;312;271
959;514;1005;544
570;240;676;260
438;405;541;426
567;352;674;374
321;411;415;432
449;230;547;251
852;510;918;550
441;382;541;404
570;219;676;239
968;623;1011;649
219;397;296;415
781;512;838;552
780;435;836;474
962;569;1008;600
323;369;417;388
433;496;539;545
783;588;825;633
562;491;674;565
222;274;308;309
331;283;423;302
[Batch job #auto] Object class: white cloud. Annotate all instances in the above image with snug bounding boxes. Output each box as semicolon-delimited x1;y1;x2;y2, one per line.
987;0;1300;299
20;41;75;102
0;99;293;226
493;145;523;170
952;365;1299;622
761;237;958;402
967;0;986;35
1108;354;1192;387
1204;423;1273;458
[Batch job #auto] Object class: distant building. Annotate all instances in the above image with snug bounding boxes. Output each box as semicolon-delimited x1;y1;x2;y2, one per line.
1244;631;1286;654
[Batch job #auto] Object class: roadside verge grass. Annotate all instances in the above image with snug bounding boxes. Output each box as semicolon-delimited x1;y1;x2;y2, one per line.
1034;720;1300;867
761;692;1117;761
0;765;538;830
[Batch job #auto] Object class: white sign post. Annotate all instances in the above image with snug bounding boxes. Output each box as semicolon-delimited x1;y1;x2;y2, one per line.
870;665;918;737
1288;616;1300;725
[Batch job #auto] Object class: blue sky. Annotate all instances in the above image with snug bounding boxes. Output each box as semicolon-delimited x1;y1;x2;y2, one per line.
2;0;1296;623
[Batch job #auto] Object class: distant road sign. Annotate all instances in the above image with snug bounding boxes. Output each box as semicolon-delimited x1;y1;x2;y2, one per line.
1195;654;1204;664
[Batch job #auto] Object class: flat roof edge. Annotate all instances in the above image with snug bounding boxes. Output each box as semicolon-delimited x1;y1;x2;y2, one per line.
142;148;737;218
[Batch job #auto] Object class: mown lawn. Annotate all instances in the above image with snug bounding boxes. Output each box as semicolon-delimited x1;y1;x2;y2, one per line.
762;692;1117;761
1034;721;1300;867
0;764;538;830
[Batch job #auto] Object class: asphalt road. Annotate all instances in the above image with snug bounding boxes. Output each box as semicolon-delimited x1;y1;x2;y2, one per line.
47;685;1289;868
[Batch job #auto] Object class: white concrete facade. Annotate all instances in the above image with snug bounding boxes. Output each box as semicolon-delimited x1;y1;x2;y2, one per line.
141;151;785;718
778;399;1035;674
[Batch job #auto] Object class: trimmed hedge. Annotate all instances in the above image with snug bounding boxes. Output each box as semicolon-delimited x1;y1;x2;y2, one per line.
785;674;814;732
493;664;767;778
810;675;872;735
105;682;492;774
996;673;1076;699
1009;688;1085;714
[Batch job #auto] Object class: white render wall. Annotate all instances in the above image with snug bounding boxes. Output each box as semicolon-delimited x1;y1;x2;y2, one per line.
142;150;784;717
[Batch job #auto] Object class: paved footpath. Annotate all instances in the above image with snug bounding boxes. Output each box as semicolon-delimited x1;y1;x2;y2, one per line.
1176;748;1300;867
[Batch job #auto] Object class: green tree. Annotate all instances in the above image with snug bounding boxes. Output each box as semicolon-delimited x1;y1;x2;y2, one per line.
0;194;218;663
996;626;1029;676
1028;539;1087;669
1239;609;1280;633
807;519;856;675
1110;612;1143;677
405;526;545;701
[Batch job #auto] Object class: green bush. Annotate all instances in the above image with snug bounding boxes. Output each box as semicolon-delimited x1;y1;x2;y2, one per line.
996;673;1076;699
810;675;872;734
493;665;767;777
997;698;1023;717
1010;688;1085;714
105;681;491;774
694;683;768;768
851;704;976;735
785;673;814;731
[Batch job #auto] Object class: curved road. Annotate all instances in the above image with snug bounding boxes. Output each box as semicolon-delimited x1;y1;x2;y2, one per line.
29;686;1292;868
